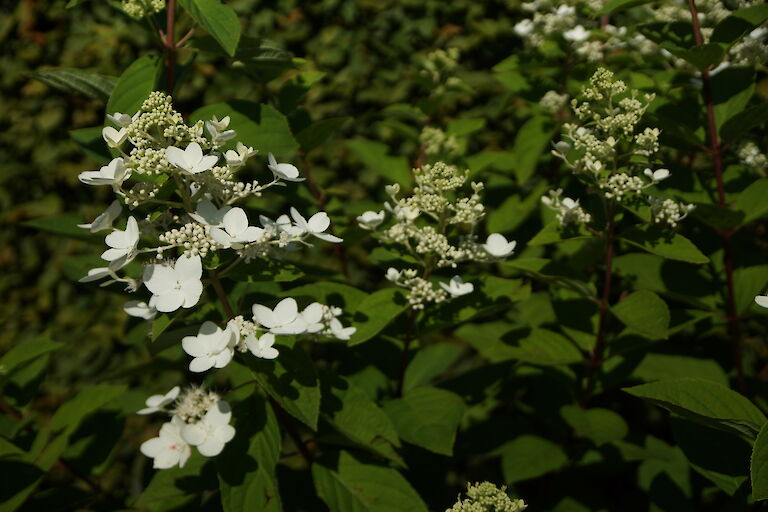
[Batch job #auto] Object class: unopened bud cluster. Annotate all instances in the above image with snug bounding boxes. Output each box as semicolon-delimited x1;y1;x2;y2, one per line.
446;482;527;512
122;0;164;19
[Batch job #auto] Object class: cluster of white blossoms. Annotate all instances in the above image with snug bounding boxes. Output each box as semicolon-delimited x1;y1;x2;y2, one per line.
546;68;694;229
446;482;527;512
738;142;767;171
419;47;465;95
121;0;164;19
420;127;460;157
539;90;569;114
77;92;354;469
358;162;517;309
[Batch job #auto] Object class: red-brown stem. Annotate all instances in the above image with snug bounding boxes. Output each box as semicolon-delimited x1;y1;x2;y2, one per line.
164;0;176;94
176;27;194;48
688;0;745;393
208;269;235;319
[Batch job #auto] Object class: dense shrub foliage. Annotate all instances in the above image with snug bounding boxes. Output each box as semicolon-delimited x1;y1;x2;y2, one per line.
2;0;768;511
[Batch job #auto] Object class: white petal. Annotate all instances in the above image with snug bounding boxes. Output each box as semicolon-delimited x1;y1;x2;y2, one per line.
252;304;277;328
182;335;208;358
205;400;232;426
175;254;202;280
165;146;188;170
181;424;207;446
189;356;215;373
143;265;177;294
313;232;343;243
273;298;298;324
307;212;331;233
223;208;249;236
756;295;768;309
181;279;204;308
185;142;203;164
197;438;226;457
155;290;186;312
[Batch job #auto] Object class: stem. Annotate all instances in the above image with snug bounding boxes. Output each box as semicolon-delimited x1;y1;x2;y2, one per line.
208;269;235;320
164;0;176;94
687;0;745;393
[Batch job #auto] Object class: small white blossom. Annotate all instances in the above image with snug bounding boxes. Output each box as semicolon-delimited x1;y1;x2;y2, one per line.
102;216;140;269
138;386;180;415
245;333;279;359
124;298;157;320
143;254;204;313
205;115;236;144
189;199;231;228
78;157;131;188
224;142;257;167
140;416;192;469
329;318;356;340
252;297;307;335
356;210;385;230
644;168;671;183
165;142;218;174
180;400;236;457
267;153;304;182
210;207;264;249
564;25;590;42
289;207;343;243
182;321;238;372
386;268;401;282
439;275;474;297
78;200;122;233
102;126;129;147
106;111;137;128
483;233;517;258
756;295;768;309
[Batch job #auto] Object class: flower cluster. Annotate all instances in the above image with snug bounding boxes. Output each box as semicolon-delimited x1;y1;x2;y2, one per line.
546;68;694;229
420;127;460;157
738;142;767;171
358;162;517;309
77;92;353;469
122;0;164;19
539;90;568;114
446;482;527;512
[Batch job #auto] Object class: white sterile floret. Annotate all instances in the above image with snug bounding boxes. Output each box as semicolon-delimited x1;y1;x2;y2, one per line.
439;275;474;297
205;115;236;144
386;268;401;282
79;267;119;284
78;157;131;188
102;216;140;269
301;302;326;333
182;321;238;372
246;333;279;359
755;295;768;309
267;153;304;182
643;168;670;183
165;142;218;174
356;210;385;230
138;386;180;415
289;207;343;243
180;400;236;457
210;207;264;249
102;126;129;147
124;298;157;320
143;254;204;312
189;198;231;228
78;200;122;233
140;416;192;469
329;318;356;340
564;25;590;42
224;142;257;167
106;111;136;128
483;233;517;258
252;297;307;335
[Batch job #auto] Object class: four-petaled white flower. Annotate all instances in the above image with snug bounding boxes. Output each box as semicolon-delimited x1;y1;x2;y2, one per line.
210;208;264;249
483;233;517;258
357;210;385;230
224;142;257;167
289;207;343;243
439;275;474;297
102;216;140;269
107;111;138;127
329;318;356;340
385;268;401;282
102;126;129;147
182;321;238;372
78;157;131;188
138;386;180;415
301;303;325;333
124;298;157;320
140;416;192;469
165;142;218;174
246;333;279;359
564;25;590;42
267;153;304;182
189;198;231;228
643;168;671;183
78;200;122;233
143;254;204;312
206;115;236;144
756;295;768;309
252;297;307;335
180;401;236;457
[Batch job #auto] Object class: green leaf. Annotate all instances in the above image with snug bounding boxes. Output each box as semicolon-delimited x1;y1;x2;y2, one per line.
179;0;241;56
711;4;768;45
190;101;298;156
22;214;97;239
624;378;767;440
632;353;728;386
712;67;755;132
217;396;282;512
0;335;62;376
402;343;464;393
735;179;768;225
734;265;768;314
721;103;768;143
321;374;402;462
295;117;351;152
106;54;161;116
500;435;568;484
346;139;411;185
282;282;367;310
511;116;555;183
487;182;549;233
29;69;116;101
682;43;726;70
151;314;174;341
597;0;653;15
611;290;670;340
70;127;112;163
446;118;485;137
561;405;628;445
383;387;464;456
135;455;211;511
245;344;320;430
348;288;408;346
312;450;428;512
529;221;594;246
752;422;768;500
227;259;304;283
621;226;708;264
505;327;583;366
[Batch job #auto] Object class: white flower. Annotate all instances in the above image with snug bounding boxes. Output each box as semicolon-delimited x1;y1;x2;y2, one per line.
483;233;517;258
439;275;474;297
182;321;237;373
329;318;356;340
643;168;671;183
78;200;122;232
138;386;180;415
102;126;129;147
564;25;590;42
78;157;131;188
756;295;768;309
140;416;192;469
386;268;401;282
79;266;118;284
385;202;420;222
102;216;140;269
165;142;218;174
205;115;236;144
514;19;534;37
210;208;264;249
106;111;136;128
143;254;204;313
189;199;231;228
289;207;343;243
124;298;157;320
260;214;292;232
301;302;325;333
267;153;304;182
356;210;385;230
246;333;279;359
252;297;307;335
180;400;236;457
224;142;257;167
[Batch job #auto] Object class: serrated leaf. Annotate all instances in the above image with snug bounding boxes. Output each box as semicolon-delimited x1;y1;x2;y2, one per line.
752;422;768;500
561;405;628;445
611;290;670;340
735;179;768;225
348;288;408;346
0;335;62;376
633;353;728;386
711;4;768;45
403;343;464;393
179;0;241;56
500;435;568;484
506;327;583;366
721;103;768;143
296;117;350;152
712;67;755;132
512;116;555;183
29;69;116;101
621;226;708;264
106;54;161;117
